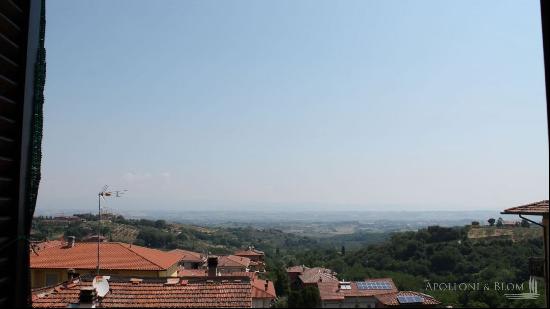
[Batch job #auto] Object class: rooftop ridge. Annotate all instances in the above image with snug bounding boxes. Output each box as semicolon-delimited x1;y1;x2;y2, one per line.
78;274;252;284
30;241;186;271
32;275;254;308
117;243;168;270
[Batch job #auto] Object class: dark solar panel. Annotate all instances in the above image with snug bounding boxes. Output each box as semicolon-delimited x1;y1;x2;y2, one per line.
356;281;392;290
397;295;423;304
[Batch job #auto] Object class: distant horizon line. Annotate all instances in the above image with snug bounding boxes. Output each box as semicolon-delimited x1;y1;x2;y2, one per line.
34;208;504;215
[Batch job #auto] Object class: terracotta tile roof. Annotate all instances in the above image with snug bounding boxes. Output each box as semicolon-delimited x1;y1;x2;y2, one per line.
374;291;440;306
501;200;549;216
234;248;264;256
175;271;274;300
177;268;208;277
169;249;205;263
298;267;339;284
177;269;259;279
30;242;186;271
230;272;258;279
318;279;398;301
32;275;252;308
218;255;251;268
251;278;276;299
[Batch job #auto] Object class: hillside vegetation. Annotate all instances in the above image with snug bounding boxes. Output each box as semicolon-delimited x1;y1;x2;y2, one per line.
467;226;541;242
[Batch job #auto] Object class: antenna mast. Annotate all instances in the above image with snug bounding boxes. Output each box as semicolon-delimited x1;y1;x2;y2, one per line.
97;186;127;275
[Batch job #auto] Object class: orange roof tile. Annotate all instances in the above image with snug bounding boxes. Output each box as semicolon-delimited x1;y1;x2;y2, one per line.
230;272;258;279
234;248;264;256
251;278;276;299
218;255;251;268
30;242;186;271
32;276;252;308
298;267;339;284
169;249;205;263
177;268;208;277
175;270;273;300
501;200;549;216
177;269;259;279
374;291;440;306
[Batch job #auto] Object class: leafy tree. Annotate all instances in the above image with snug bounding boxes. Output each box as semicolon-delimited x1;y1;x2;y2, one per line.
301;286;320;308
425;226;461;243
496;217;504;227
154;220;167;229
287;290;302;308
397;240;419;260
342;262;368;281
288;287;320;308
488;218;496;226
521;219;530;228
268;264;289;296
429;248;460;273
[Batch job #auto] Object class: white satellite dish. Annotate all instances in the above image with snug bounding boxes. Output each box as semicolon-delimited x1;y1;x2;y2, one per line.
93;276;110;298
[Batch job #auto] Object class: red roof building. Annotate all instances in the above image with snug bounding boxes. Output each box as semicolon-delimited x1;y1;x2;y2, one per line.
251;277;277;308
32;275;253;308
169;249;206;269
286;265;338;289
30;241;188;288
501;199;549;305
374;291;441;307
177;267;277;307
501;200;549;216
217;255;251;274
234;247;266;272
177;268;208;277
234;247;264;259
318;279;439;308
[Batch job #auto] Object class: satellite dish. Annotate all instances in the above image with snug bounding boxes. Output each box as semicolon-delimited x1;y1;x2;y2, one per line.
93;276;110;298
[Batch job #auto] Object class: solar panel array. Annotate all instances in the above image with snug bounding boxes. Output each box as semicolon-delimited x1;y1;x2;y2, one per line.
356;281;392;290
397;295;424;304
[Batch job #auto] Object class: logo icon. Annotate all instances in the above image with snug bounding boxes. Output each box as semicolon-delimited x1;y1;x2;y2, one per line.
504;277;539;300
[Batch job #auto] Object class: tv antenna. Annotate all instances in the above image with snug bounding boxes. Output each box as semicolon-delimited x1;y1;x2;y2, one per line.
97;185;127;275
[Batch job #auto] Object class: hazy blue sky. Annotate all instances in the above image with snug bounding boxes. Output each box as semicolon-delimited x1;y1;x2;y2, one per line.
38;0;548;213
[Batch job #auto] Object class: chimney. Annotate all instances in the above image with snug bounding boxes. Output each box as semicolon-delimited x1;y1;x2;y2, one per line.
78;286;96;307
67;236;76;248
207;256;218;277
